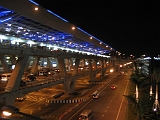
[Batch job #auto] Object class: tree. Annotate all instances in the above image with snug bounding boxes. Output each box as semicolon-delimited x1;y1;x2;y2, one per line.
130;63;145;103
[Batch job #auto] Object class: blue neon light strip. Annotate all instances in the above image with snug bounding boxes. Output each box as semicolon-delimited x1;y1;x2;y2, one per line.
47;10;68;22
29;0;39;6
0;17;12;23
77;27;93;38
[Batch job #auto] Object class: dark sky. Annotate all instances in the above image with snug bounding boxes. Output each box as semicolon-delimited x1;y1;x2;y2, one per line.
34;0;160;58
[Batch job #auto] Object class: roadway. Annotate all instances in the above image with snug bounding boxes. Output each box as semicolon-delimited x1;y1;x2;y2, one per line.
63;72;130;120
1;70;130;119
10;74;98;119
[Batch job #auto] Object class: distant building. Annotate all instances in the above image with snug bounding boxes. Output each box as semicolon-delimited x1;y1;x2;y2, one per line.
137;57;160;77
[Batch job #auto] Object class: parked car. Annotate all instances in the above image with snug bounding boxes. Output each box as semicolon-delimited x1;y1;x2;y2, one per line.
16;96;26;101
27;74;36;82
54;68;60;73
38;71;48;76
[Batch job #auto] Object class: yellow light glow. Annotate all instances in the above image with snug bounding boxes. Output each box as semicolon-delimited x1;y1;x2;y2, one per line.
3;111;12;116
72;27;75;30
110;69;113;72
35;7;38;11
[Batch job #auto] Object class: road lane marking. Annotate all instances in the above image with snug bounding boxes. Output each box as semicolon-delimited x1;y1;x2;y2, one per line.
115;81;129;120
69;99;92;120
68;75;118;120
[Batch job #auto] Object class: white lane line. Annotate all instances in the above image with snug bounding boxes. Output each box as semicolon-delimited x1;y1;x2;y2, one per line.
115;81;129;120
69;99;92;120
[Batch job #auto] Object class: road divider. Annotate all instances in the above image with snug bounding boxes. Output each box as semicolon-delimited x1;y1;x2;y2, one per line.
45;98;87;103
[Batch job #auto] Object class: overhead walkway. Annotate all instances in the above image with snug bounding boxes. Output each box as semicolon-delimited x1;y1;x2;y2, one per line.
0;0;116;105
0;0;114;54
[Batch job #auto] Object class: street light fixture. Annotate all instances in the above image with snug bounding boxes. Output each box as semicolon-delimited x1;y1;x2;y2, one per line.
2;105;42;120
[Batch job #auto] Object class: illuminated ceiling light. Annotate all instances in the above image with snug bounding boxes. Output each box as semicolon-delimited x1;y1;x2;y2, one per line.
106;45;108;47
6;57;10;59
100;42;102;44
90;36;92;39
35;7;38;11
7;24;11;27
5;28;11;32
72;27;75;30
11;41;16;44
18;27;23;29
0;17;12;23
110;48;112;50
24;32;29;35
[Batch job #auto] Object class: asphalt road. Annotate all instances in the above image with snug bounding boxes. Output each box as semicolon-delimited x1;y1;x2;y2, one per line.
63;73;130;120
7;71;130;120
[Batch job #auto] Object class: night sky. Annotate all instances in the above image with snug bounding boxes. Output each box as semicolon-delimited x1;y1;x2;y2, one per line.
34;0;160;58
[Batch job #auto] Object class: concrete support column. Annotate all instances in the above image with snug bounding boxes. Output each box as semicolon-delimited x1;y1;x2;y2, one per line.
31;57;40;74
95;59;98;70
5;55;29;105
88;59;92;72
65;58;69;71
58;58;76;95
73;58;80;75
57;57;67;77
9;55;17;65
82;59;85;67
70;58;73;69
110;59;114;67
24;56;31;72
101;59;105;76
68;58;74;71
39;57;45;66
90;73;96;81
53;58;58;68
89;59;96;81
63;78;76;95
103;59;107;68
47;57;53;70
113;59;115;66
0;55;10;73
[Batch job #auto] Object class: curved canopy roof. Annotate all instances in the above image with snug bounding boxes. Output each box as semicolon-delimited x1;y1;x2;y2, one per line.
0;0;115;55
